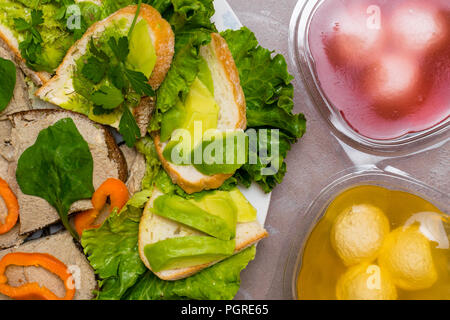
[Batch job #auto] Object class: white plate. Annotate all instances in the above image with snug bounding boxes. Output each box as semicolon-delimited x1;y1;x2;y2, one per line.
212;0;272;225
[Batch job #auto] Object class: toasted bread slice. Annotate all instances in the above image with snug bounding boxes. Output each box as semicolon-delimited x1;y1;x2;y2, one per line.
2;109;127;234
155;33;246;194
35;4;174;134
0;231;97;300
138;189;267;281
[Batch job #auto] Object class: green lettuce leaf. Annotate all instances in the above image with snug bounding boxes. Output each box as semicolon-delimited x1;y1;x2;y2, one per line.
81;190;151;300
221;27;307;192
124;246;256;300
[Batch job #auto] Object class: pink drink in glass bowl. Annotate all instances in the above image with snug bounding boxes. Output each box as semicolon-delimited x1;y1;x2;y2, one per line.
308;0;450;140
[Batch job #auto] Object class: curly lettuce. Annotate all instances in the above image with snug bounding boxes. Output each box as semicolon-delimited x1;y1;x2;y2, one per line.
221;27;307;192
81;190;150;300
124;246;256;300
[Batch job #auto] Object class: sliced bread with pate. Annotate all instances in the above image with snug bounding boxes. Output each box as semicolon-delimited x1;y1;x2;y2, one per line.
0;231;97;300
2;109;127;234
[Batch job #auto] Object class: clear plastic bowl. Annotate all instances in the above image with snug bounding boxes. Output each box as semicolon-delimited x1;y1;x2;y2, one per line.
288;0;450;156
282;164;450;300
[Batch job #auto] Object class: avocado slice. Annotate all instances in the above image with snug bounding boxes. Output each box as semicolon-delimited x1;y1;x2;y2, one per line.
152;194;236;240
229;188;257;222
127;19;157;78
160;76;219;144
188;191;237;237
144;236;235;272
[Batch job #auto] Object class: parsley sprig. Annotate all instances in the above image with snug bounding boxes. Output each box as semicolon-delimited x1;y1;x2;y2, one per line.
14;10;45;70
80;14;154;146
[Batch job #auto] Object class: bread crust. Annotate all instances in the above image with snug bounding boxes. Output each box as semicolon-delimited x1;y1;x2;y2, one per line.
154;33;246;194
210;33;247;130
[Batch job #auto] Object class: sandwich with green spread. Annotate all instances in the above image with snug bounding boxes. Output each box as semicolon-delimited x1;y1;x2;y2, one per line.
36;4;174;142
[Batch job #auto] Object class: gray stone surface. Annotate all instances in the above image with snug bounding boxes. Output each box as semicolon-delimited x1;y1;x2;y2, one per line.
228;0;449;300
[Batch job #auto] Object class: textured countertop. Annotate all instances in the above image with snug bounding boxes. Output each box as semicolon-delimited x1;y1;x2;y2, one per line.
228;0;450;300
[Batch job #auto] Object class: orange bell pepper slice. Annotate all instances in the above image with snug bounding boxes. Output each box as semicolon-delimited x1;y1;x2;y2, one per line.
0;178;19;235
74;178;129;236
0;252;75;300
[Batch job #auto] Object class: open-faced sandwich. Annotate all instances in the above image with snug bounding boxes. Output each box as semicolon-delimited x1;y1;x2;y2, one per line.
0;0;306;300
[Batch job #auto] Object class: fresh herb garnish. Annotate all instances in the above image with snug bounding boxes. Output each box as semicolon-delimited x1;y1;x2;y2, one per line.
16;118;95;240
14;9;45;70
89;38;110;62
120;107;142;148
108;37;129;62
76;2;154;147
82;57;107;84
124;68;155;96
0;58;16;112
91;85;124;109
107;37;154;96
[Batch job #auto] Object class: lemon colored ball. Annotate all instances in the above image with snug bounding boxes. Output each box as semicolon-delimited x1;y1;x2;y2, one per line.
331;204;390;266
336;263;397;300
378;225;438;291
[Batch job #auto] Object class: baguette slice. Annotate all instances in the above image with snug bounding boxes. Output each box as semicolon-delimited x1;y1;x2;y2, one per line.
138;189;268;281
0;231;97;300
2;109;127;235
155;33;246;194
36;4;174;134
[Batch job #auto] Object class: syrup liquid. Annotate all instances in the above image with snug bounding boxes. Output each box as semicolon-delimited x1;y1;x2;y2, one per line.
308;0;450;140
297;185;450;300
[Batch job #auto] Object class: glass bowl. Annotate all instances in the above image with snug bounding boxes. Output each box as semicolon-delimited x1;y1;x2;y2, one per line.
288;0;450;156
282;164;450;300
